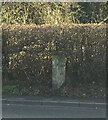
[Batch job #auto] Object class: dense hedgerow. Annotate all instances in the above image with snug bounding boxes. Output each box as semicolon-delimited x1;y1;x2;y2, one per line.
2;24;106;90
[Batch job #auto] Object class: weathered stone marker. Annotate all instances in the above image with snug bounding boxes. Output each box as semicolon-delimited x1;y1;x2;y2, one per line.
52;54;66;90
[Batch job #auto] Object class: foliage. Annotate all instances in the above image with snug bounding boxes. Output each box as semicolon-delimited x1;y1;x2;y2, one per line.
79;2;108;23
29;89;40;96
2;24;106;91
1;2;107;98
2;2;107;24
3;85;40;95
2;2;82;24
2;85;18;94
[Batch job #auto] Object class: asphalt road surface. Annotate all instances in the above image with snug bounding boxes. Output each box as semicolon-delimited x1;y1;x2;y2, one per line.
2;103;106;118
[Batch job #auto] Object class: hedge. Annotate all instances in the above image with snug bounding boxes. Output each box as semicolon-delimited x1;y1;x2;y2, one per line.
2;23;106;90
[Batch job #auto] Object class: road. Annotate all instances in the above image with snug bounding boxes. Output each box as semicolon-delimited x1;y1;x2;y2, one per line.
2;103;106;118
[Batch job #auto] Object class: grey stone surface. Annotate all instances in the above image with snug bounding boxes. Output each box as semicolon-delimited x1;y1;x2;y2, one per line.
52;55;66;90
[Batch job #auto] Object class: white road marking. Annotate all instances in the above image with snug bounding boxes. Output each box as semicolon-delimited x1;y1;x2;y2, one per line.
3;99;106;105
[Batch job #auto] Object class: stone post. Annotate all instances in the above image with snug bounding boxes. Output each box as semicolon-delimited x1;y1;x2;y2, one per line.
52;54;66;90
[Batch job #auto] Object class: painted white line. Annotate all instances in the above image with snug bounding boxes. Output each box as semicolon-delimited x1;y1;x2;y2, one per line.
3;99;106;105
0;99;7;101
